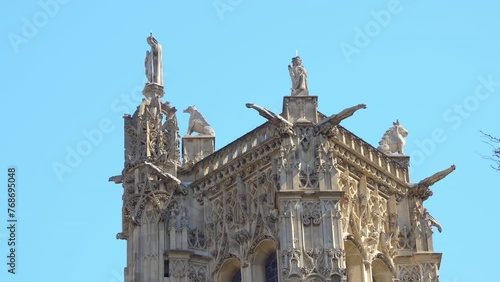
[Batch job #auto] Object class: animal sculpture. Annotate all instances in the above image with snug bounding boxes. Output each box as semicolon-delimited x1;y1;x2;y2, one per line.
183;105;215;136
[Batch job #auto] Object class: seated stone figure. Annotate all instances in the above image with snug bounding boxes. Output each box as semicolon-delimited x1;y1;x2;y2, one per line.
377;120;408;155
288;56;309;96
183;105;215;136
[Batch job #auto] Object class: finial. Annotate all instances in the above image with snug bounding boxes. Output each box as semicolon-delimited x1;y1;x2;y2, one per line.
296;50;299;57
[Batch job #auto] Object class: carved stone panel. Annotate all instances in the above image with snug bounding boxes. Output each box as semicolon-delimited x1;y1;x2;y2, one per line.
282;96;318;124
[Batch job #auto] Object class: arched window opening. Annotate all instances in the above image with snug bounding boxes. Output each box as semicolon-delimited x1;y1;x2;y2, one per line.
217;258;241;282
372;259;392;282
265;251;278;282
251;238;278;281
231;270;241;282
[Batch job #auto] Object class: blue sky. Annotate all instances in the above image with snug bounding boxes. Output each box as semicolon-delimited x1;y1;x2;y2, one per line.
1;0;499;281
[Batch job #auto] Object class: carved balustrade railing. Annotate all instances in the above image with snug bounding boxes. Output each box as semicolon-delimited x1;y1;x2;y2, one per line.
335;125;409;182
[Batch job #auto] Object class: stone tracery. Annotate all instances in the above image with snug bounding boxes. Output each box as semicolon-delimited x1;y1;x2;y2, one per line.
109;39;454;282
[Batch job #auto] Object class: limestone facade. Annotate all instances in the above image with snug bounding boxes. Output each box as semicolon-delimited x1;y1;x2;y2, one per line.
109;35;454;282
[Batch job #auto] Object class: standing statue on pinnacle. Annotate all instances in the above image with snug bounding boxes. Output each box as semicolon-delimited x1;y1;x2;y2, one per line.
145;33;163;86
288;56;309;96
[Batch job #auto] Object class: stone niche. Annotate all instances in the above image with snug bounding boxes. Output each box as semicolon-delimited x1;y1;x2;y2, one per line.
182;135;215;164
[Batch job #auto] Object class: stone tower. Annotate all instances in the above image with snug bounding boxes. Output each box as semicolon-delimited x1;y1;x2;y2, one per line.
109;38;454;282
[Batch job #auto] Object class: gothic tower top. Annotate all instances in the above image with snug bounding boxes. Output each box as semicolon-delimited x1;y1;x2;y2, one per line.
109;37;456;281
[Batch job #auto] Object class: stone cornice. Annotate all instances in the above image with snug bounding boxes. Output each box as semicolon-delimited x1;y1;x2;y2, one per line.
394;252;442;268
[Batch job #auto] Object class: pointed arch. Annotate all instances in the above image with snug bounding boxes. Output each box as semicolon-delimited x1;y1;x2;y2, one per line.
372;253;397;282
249;237;278;282
344;240;364;282
372;258;393;282
216;257;242;282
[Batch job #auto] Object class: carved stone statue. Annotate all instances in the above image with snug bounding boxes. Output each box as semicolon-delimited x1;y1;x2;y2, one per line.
145;33;163;85
288;56;308;96
183;105;215;136
377;120;408;155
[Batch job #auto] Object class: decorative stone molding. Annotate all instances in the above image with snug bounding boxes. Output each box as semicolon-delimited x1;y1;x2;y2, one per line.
301;201;322;225
333;143;406;198
188;228;207;250
334;125;409;182
188;262;208;282
109;39;454;281
397;226;416;250
190;136;280;199
421;263;438;282
123;97;180;170
398;265;422;282
282;96;318;123
170;259;188;278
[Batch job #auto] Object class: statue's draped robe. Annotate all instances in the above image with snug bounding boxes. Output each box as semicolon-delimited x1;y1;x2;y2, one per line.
145;38;163;85
290;65;308;94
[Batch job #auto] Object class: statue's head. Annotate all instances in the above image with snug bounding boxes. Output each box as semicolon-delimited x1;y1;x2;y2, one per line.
291;56;302;66
147;35;158;46
183;105;196;114
393;120;409;137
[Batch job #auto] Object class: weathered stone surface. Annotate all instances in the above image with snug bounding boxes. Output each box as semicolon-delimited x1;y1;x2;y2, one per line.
145;33;163;87
108;36;453;282
377;120;409;155
183;105;215;136
182;135;215;165
288;56;309;96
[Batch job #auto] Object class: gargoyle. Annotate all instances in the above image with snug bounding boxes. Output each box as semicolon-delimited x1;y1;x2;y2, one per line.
109;175;123;184
144;161;181;185
246;103;294;135
316;104;367;135
409;165;456;201
116;232;128;240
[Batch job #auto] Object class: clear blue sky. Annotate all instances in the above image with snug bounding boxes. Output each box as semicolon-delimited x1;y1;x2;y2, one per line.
1;0;499;281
